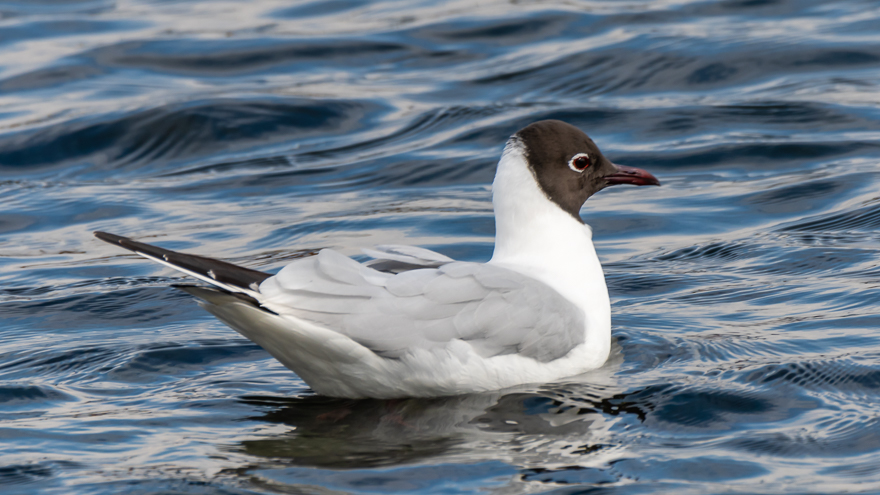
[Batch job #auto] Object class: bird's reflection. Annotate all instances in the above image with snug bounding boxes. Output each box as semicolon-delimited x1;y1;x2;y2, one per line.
235;341;634;469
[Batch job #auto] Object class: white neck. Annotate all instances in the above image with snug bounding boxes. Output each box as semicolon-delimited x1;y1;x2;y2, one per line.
488;141;610;354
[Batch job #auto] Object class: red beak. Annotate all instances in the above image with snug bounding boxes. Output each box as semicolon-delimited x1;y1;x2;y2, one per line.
605;164;660;186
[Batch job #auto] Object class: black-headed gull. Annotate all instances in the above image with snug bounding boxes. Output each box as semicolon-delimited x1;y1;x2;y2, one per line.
96;120;659;398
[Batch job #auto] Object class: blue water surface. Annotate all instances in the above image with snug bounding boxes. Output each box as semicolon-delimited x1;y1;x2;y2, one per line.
2;0;880;493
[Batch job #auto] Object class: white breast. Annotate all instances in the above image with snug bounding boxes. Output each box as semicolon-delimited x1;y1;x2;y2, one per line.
489;140;611;368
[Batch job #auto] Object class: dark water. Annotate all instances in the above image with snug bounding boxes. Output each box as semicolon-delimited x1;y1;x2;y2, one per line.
2;0;880;493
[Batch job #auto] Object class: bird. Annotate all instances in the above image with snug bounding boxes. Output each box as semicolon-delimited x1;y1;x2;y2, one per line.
95;120;659;399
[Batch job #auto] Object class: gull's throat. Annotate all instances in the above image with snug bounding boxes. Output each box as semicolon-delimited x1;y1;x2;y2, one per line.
490;143;603;285
488;141;611;362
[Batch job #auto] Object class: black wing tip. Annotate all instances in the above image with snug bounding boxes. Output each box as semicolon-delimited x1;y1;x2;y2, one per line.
95;230;274;289
94;231;128;245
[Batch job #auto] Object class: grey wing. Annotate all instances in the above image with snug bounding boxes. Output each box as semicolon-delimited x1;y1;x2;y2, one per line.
259;249;585;363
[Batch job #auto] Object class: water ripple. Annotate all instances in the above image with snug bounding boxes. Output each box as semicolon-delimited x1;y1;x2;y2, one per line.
2;0;880;493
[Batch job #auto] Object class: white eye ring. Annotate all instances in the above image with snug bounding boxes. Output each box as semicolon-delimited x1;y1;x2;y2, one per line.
568;153;592;173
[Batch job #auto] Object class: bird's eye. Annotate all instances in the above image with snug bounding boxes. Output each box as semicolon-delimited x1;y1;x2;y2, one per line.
568;153;592;173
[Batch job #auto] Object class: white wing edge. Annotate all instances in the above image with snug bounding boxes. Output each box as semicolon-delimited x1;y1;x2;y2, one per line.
362;244;454;266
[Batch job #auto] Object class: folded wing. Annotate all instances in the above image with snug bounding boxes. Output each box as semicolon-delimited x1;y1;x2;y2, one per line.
260;249;586;362
95;231;586;364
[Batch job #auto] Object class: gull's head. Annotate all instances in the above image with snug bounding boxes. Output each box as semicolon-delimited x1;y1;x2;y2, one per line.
506;120;660;221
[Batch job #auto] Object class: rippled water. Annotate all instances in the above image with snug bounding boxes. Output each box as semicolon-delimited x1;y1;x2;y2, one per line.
2;0;880;493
